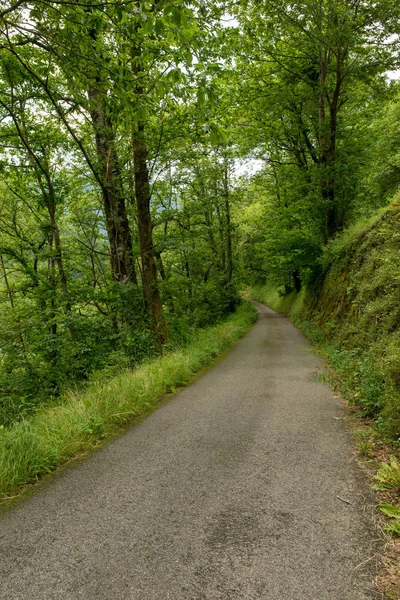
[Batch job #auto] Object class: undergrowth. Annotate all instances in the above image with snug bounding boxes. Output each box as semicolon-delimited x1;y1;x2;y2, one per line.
0;301;256;501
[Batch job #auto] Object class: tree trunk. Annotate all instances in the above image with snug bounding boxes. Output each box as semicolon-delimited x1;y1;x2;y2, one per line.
223;161;233;285
293;270;302;292
88;86;137;285
47;229;58;368
48;201;69;301
215;203;226;271
131;41;168;344
0;254;14;310
325;45;347;238
318;51;328;165
316;6;348;240
132;123;168;343
154;249;166;281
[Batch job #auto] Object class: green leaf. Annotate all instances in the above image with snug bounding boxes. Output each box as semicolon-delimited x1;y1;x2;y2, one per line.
209;123;230;145
29;8;42;21
197;87;205;105
378;504;400;535
167;69;181;83
154;82;165;98
185;50;193;66
115;5;123;21
180;9;188;28
199;3;207;17
209;129;219;145
373;457;400;490
164;5;181;27
207;85;217;103
155;18;166;36
142;15;154;34
378;504;400;519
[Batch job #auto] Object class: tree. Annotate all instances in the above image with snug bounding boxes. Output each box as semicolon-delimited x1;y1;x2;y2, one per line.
233;0;397;240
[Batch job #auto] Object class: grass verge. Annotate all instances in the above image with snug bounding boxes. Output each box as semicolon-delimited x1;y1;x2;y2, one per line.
0;301;257;503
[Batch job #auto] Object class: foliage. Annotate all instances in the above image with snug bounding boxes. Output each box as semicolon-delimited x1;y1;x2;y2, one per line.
0;0;242;424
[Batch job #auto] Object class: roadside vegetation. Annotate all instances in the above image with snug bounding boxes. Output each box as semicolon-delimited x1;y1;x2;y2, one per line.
249;202;400;442
0;302;256;501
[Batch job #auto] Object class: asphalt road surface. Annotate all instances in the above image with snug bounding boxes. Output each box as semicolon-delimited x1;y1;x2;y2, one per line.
0;301;381;599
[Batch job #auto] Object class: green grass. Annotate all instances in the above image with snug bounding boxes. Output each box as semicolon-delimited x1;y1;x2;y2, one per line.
0;302;257;502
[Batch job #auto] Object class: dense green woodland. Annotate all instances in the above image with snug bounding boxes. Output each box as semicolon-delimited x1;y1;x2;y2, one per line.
0;0;400;434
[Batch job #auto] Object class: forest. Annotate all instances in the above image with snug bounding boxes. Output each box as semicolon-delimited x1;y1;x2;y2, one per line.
0;0;400;437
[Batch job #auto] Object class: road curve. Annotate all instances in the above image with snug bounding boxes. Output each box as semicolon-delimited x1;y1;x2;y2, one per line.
0;301;380;599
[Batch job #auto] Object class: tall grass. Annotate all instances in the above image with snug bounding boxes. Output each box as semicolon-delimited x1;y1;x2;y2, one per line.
0;302;256;501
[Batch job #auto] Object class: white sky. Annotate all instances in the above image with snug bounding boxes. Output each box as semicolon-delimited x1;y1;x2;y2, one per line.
233;158;264;179
386;70;400;80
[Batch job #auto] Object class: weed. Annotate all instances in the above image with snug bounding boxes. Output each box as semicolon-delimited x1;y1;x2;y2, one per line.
378;504;400;536
374;457;400;491
358;439;374;458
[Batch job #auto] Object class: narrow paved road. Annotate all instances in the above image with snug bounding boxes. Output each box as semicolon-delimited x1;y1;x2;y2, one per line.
1;302;380;599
